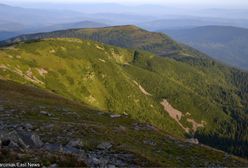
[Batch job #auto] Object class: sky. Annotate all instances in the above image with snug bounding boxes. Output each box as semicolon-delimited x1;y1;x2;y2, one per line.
1;0;248;7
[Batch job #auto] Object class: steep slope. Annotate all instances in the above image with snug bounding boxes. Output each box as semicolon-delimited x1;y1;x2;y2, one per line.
0;25;213;67
1;80;248;167
0;37;248;158
0;38;184;137
163;26;248;71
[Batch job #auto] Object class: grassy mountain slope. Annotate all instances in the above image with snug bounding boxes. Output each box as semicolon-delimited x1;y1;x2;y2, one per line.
0;38;184;137
1;79;248;167
1;36;248;157
1;25;183;56
163;26;248;71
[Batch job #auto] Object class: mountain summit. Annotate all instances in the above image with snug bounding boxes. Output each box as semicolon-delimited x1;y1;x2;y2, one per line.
1;25;182;56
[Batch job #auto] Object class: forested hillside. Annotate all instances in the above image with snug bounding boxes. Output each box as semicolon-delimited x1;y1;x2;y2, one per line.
163;26;248;71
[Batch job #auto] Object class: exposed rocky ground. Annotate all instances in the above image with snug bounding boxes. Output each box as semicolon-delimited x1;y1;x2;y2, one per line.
0;104;154;167
0;122;145;167
0;80;247;167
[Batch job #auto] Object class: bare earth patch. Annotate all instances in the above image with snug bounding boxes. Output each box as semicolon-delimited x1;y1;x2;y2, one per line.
36;68;48;77
16;55;21;59
160;99;206;133
8;55;13;59
49;49;56;54
99;59;106;63
187;119;206;132
0;64;8;69
160;99;189;133
87;95;96;104
96;45;104;50
133;81;152;96
0;64;44;85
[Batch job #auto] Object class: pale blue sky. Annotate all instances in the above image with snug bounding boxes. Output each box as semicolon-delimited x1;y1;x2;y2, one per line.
2;0;248;6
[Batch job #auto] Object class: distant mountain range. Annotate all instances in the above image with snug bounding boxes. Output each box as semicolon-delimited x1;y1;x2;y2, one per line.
0;3;88;30
138;18;248;31
0;31;19;41
1;2;248;39
0;2;109;40
0;21;108;41
29;21;108;34
162;26;248;71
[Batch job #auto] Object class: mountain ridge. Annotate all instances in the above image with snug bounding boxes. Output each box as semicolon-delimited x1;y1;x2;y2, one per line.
0;25;184;57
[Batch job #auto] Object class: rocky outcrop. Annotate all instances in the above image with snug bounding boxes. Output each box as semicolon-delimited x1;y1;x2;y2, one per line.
0;122;140;167
66;139;84;149
40;111;52;117
0;130;43;149
97;142;112;150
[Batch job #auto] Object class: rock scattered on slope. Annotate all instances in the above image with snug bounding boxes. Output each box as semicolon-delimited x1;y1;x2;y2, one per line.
143;140;157;146
186;138;199;144
30;133;44;147
110;114;121;118
0;106;4;112
66;139;84;149
97;142;112;150
84;150;136;167
43;143;63;152
1;131;27;149
133;123;157;131
40;111;52;117
24;123;33;131
0;130;43;149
